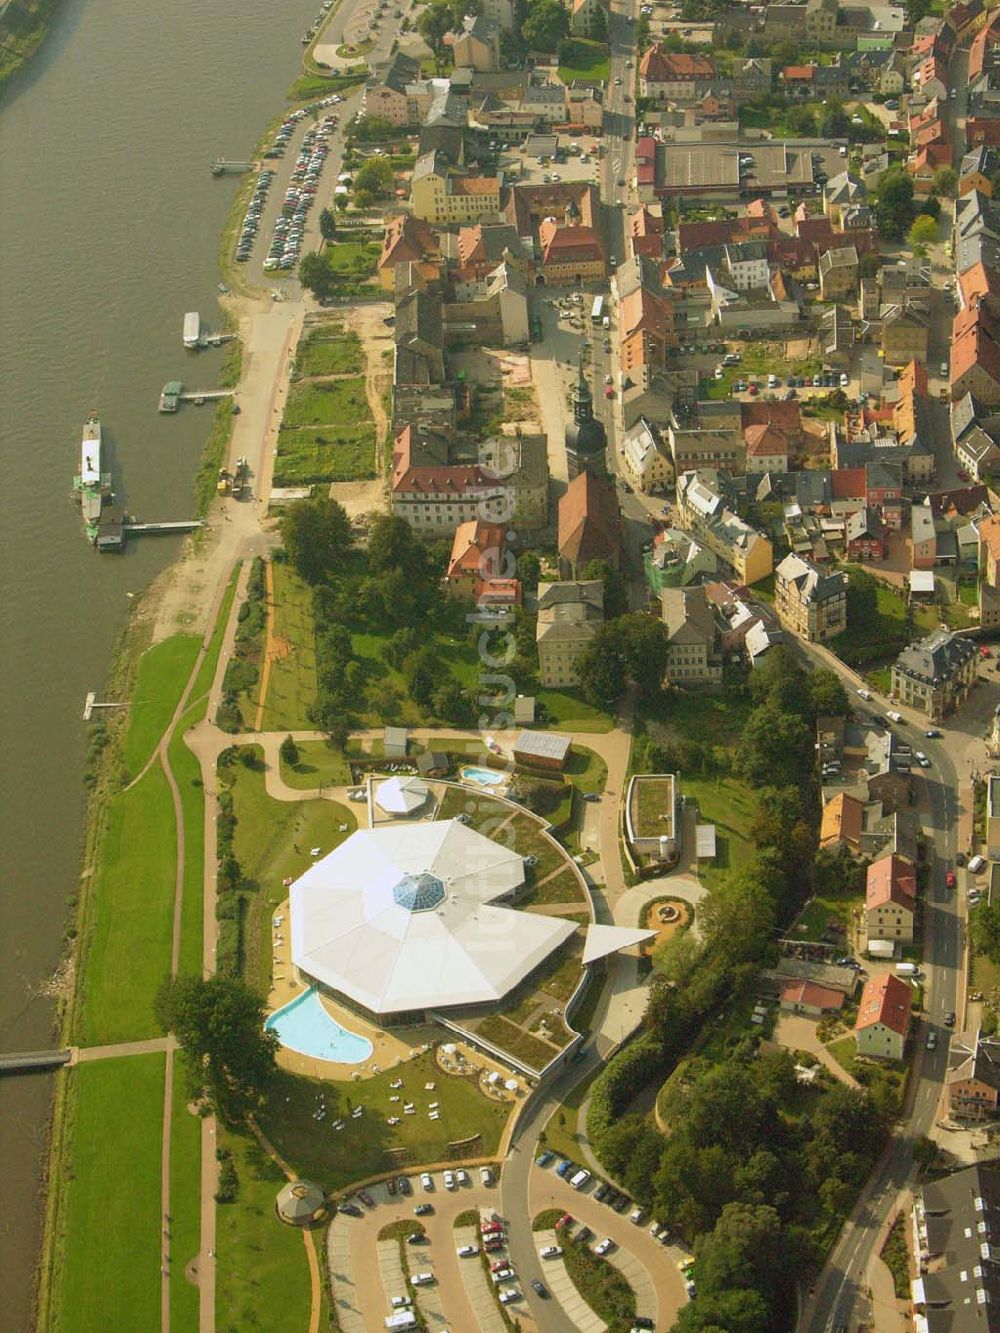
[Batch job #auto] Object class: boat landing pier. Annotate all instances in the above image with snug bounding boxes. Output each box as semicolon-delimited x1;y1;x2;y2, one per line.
124;520;204;537
0;1049;72;1075
159;382;234;412
211;158;253;175
82;692;130;722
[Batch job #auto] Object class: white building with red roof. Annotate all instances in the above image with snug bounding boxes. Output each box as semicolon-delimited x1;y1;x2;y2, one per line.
855;972;912;1061
865;853;916;946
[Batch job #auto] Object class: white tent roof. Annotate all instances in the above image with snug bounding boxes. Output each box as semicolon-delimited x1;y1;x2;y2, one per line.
290;820;576;1015
696;824;717;858
376;775;430;815
581;923;657;965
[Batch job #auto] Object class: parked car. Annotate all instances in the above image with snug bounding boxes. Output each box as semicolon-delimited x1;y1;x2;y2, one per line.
414;1203;433;1216
946;870;957;889
457;1244;479;1257
358;1190;375;1208
531;1278;548;1297
539;1245;563;1259
594;1237;616;1255
420;1173;434;1191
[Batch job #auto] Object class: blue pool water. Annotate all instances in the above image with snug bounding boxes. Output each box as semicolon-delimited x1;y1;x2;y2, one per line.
265;988;373;1065
462;766;503;786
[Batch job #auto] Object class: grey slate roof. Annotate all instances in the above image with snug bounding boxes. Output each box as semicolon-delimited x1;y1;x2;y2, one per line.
895;630;977;686
951;392;978;442
915;1163;1000;1330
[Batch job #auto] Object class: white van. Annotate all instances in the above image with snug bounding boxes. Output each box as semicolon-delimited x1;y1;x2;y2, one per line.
968;855;987;873
570;1168;591;1190
887;710;903;723
895;962;919;977
411;1272;435;1286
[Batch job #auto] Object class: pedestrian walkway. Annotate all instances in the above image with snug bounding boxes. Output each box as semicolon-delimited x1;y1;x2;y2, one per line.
607;1241;657;1325
455;1226;507;1333
327;1218;366;1333
534;1229;606;1332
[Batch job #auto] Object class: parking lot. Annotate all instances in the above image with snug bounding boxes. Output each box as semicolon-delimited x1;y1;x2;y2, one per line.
501;137;605;189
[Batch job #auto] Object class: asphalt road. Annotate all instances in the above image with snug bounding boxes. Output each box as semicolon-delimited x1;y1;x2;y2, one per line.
796;649;967;1333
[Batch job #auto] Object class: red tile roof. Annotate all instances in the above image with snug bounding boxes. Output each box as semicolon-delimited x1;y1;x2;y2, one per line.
865;854;917;912
446;519;506;578
781;980;845;1012
832;467;866;500
820;792;864;850
855;973;912;1037
744;423;789;457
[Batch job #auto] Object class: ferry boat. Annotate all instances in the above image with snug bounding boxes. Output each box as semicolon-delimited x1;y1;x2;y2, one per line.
183;311;201;347
72;412;112;542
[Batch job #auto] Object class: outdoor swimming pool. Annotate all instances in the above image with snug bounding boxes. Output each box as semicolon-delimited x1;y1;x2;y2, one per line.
265;988;373;1065
461;766;503;786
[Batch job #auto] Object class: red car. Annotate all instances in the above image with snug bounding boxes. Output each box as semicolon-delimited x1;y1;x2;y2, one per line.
554;1213;574;1230
946;870;957;889
604;385;614;398
748;383;759;396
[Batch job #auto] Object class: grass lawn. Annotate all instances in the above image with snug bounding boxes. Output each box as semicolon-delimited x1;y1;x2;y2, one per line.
257;561;318;731
678;774;755;888
541;1069;597;1162
215;1129;315;1332
273;423;376;485
122;634;201;778
557;38;610;82
880;1214;911;1300
51;1054;165;1332
656;690;753;748
280;738;353;790
170;707;206;981
632;776;676;839
472;1014;564;1069
563;1232;636;1330
520;866;588;906
282;379;371;429
170;1072;203;1331
227;755;357;994
830;575;911;668
294;325;365;377
256;1052;509;1188
75;765;177;1045
565;745;607;795
189;564;241;707
507;813;568;881
325;239;381;277
535;688;614;733
792;888;860;940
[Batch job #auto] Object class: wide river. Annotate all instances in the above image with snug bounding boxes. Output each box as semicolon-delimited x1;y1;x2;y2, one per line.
0;0;322;1321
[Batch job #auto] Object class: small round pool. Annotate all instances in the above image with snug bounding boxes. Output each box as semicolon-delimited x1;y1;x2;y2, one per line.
265;988;373;1065
461;766;503;786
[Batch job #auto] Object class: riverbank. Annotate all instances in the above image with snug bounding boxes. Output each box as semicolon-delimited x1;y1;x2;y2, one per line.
0;0;63;87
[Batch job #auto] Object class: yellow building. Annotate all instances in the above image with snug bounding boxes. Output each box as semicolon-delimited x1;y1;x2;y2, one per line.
410;151;500;225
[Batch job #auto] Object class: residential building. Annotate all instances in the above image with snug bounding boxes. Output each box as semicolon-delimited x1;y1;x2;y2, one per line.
676;471;773;585
362;52;422;126
779;981;845;1017
988;772;1000;859
619;286;675;376
865;853;916;945
377;214;442;291
774;554;848;643
570;0;607;38
535;581;605;688
820;792;865;853
645;528;718;593
452;14;500;71
667;426;745;475
947;1032;1000;1120
410;150;500;225
395;288;445;385
391;426;548;536
854;972;911;1061
638;47;716;101
538;216;605;284
981;512;1000;586
443;519;510;601
960;144;998;197
819;245;860;301
744;423;789;475
558;472;621;579
951;300;1000;405
660;585;723;685
880;302;930;366
622;417;673;493
845;507;887;561
911;1163;1000;1328
891;630;979;718
910;502;938;570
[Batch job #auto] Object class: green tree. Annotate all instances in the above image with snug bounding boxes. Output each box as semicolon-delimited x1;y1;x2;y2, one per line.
845;566;879;625
859;250;881;280
620;613;670;698
298;250;335;300
589;2;607;40
807;668;849;717
318;207;337;241
972;898;1000;964
402;647;446;708
576;626;627;709
695;1202;785;1311
580;558;628;618
523;0;569;52
517;551;542;592
735;704;813;786
905;0;931;24
932;165;958;197
788;105;818;137
154;975;278;1124
876;166;915;240
673;1288;772;1333
280;734;299;766
821;102;851;139
417;0;453;54
280;498;352;585
353;156;394;204
908;213;938;254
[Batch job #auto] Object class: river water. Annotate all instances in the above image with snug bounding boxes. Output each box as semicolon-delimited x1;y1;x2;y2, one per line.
0;0;322;1321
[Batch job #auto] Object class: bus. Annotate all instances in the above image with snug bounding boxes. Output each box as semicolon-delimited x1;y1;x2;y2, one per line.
590;296;605;325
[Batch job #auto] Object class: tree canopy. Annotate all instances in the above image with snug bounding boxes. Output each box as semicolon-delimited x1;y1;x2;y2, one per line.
876;166;915;240
523;0;569;51
154;975;278;1124
280;498;353;585
353;156;395;204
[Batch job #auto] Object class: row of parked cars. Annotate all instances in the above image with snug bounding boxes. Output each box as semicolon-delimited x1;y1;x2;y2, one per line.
234;169;276;264
262;119;337;272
